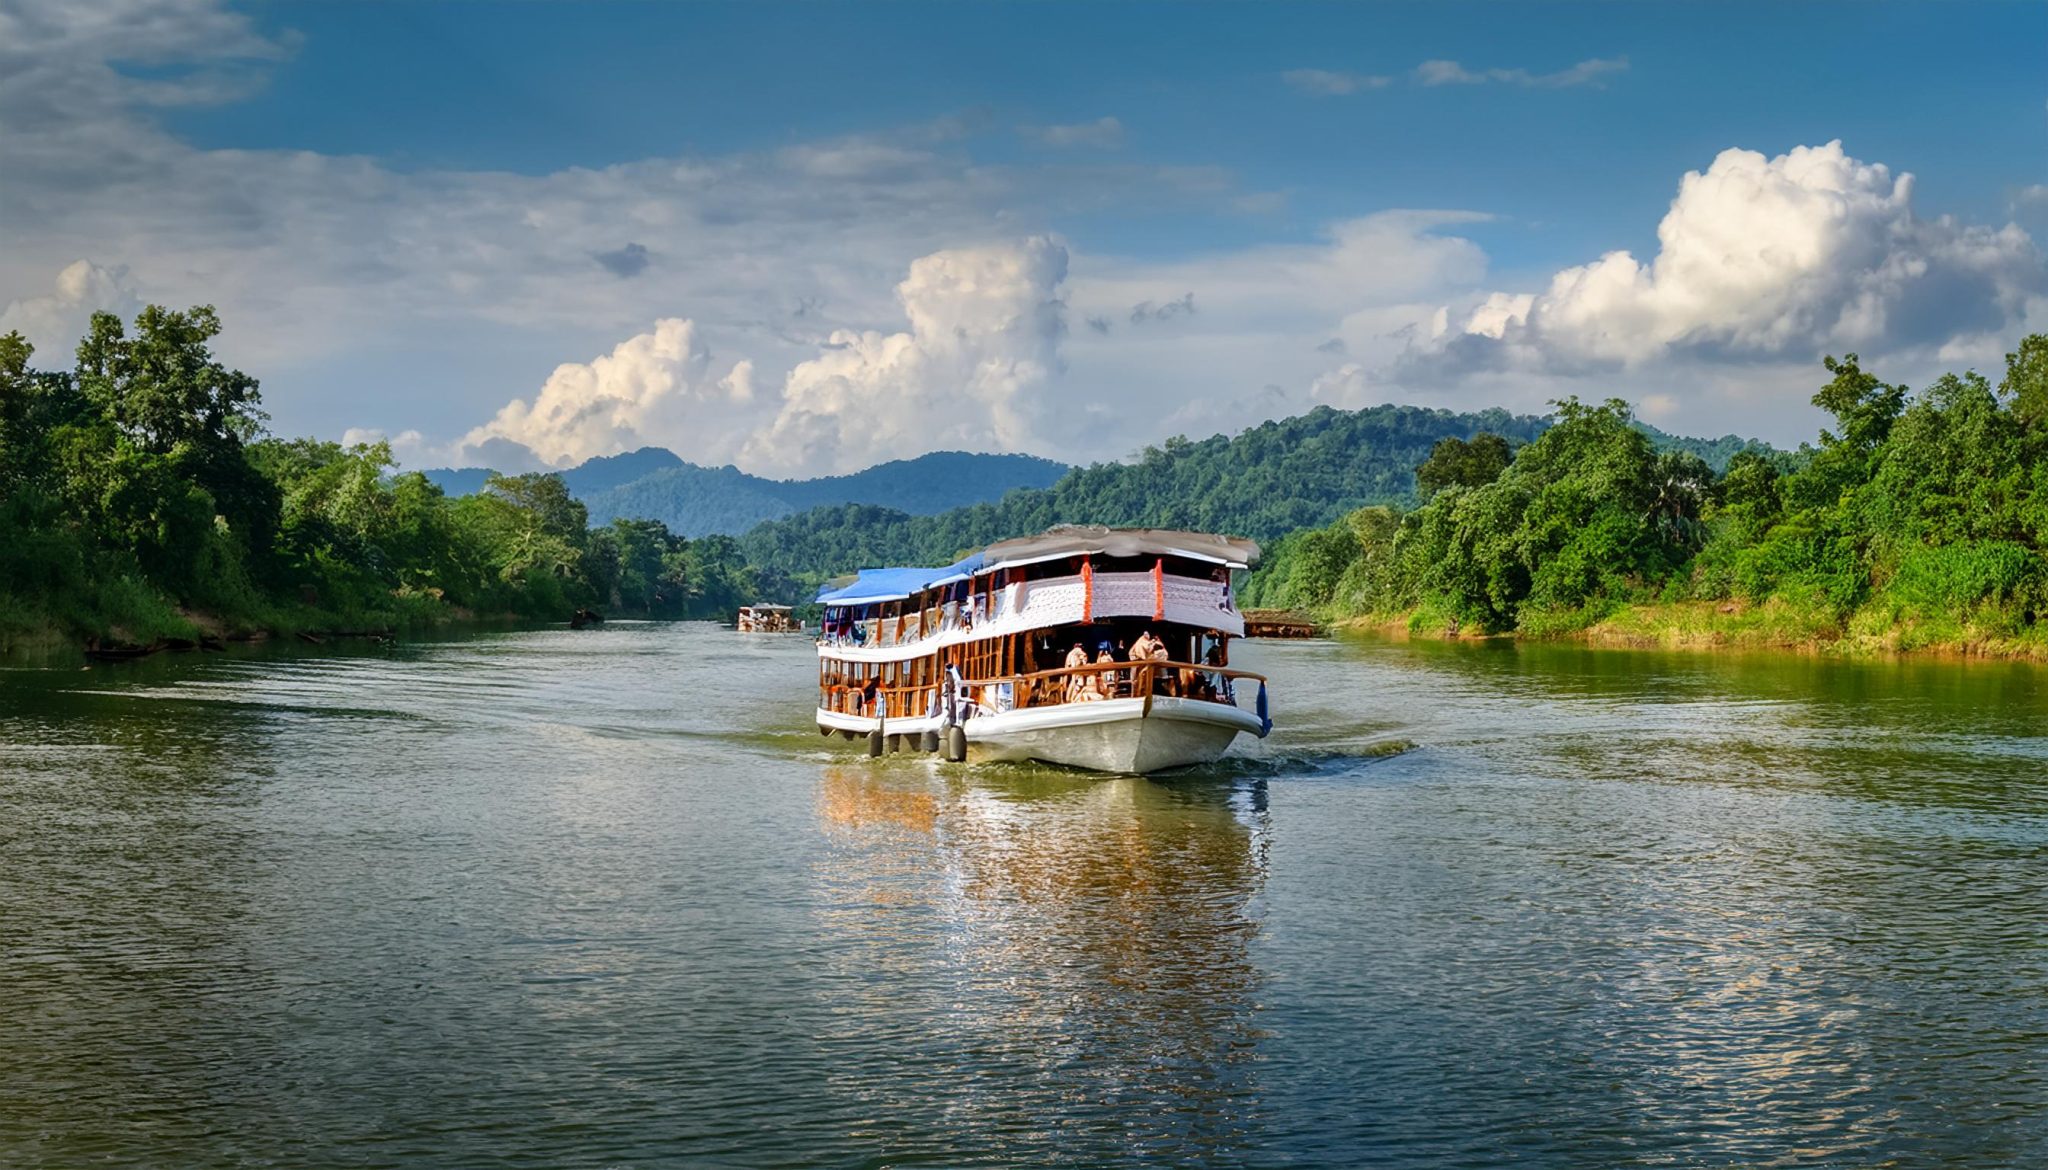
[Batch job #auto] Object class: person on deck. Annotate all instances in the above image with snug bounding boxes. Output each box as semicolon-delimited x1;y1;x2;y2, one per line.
1154;633;1179;694
1124;630;1150;692
1064;642;1090;703
1091;642;1119;698
1204;640;1232;703
1130;629;1160;661
1128;628;1170;694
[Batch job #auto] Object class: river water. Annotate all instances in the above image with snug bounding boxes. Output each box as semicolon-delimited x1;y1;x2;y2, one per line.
3;624;2044;1168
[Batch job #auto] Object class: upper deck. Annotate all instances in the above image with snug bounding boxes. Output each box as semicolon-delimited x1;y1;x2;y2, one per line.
818;568;1242;662
814;526;1258;663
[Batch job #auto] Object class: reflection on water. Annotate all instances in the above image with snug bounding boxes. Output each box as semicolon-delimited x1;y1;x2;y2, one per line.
815;767;1269;1164
2;625;2045;1167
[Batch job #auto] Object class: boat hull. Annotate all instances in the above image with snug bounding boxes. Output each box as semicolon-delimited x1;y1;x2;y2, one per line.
968;697;1257;773
816;697;1262;774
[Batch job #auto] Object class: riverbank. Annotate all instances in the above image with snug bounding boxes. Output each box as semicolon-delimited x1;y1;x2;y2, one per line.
1334;599;2048;661
0;590;515;663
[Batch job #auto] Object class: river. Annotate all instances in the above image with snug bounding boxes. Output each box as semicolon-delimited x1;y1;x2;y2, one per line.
3;625;2044;1168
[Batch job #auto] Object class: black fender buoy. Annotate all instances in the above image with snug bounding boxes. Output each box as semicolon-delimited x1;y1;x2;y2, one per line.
887;733;903;753
819;724;832;737
944;725;967;763
867;729;884;757
920;730;939;753
839;729;856;741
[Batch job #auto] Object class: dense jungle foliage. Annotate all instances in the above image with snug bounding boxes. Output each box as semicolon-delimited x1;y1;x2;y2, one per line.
0;308;762;650
1242;339;2048;653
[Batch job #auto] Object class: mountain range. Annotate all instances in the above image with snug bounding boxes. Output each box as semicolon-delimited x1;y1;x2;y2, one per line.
421;408;1772;575
421;448;1071;537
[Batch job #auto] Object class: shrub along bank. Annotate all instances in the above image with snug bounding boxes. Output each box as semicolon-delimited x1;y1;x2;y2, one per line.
1241;338;2048;658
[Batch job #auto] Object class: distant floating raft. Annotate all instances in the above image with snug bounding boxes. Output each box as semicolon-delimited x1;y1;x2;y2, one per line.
1242;609;1322;639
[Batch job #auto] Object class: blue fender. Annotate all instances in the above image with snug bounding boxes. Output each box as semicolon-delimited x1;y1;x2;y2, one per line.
1255;681;1272;738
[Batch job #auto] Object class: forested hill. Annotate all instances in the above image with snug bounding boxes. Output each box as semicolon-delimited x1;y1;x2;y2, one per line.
582;450;1070;535
736;404;1556;582
427;449;1069;537
422;446;687;499
1632;423;1777;472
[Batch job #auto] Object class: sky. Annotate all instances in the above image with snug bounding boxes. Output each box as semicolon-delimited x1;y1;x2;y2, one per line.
2;0;2044;476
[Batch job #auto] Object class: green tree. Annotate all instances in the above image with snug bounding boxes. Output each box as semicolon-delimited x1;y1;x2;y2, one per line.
73;307;265;455
1415;432;1513;497
2001;333;2048;432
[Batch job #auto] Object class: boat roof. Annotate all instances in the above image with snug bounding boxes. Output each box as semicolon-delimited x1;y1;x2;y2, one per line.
981;525;1259;572
815;553;984;606
814;526;1259;605
741;603;792;611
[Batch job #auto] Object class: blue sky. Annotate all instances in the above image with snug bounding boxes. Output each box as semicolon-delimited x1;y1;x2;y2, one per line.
3;0;2044;474
177;2;2042;260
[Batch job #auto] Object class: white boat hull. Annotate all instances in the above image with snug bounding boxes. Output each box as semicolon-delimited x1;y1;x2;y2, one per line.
968;697;1260;773
817;697;1264;774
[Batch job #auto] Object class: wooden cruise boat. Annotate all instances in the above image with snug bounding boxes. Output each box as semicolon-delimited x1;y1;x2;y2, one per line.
737;603;801;633
814;526;1271;774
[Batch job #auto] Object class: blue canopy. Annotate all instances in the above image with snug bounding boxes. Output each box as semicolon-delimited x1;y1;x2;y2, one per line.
816;553;984;606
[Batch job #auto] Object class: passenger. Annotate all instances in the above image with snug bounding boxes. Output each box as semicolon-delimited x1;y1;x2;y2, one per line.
1064;642;1090;702
1122;630;1147;691
1129;629;1159;661
1156;634;1181;694
1204;641;1233;703
1092;642;1119;698
1125;628;1167;693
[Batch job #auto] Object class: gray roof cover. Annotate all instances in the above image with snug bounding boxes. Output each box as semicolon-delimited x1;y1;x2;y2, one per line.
979;525;1260;571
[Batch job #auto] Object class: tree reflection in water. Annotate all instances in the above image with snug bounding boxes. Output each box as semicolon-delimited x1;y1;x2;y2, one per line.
815;765;1271;1165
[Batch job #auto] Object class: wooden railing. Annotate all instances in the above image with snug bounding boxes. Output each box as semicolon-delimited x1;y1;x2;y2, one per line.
819;679;944;719
961;660;1265;711
821;659;1266;720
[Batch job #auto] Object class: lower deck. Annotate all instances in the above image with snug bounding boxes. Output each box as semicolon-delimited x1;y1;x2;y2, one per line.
819;618;1242;721
817;693;1266;774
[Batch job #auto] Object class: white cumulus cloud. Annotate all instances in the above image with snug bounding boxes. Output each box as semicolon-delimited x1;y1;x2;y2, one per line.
461;319;757;468
740;237;1069;475
439;237;1071;475
1398;141;2044;384
0;260;144;358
